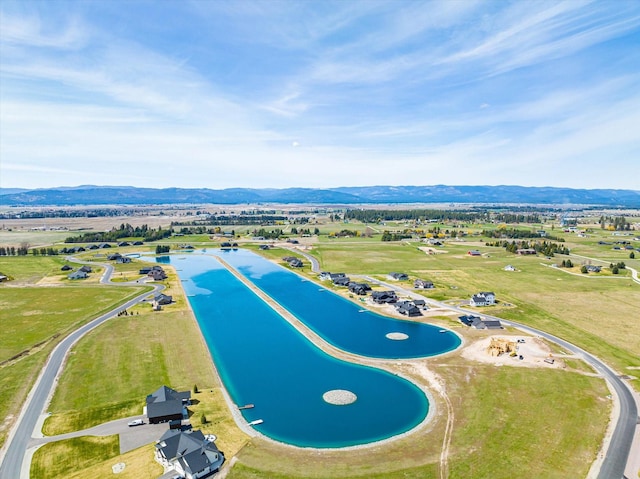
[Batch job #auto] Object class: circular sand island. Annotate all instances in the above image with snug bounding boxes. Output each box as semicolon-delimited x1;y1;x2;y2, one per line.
386;332;409;341
323;389;357;405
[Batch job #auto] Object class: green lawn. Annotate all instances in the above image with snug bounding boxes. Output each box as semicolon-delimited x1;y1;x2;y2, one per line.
31;435;120;479
0;286;146;362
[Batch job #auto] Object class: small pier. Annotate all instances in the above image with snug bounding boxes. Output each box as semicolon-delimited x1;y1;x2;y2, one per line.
237;404;254;410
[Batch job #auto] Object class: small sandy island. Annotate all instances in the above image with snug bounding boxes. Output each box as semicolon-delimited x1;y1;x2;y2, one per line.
461;335;565;369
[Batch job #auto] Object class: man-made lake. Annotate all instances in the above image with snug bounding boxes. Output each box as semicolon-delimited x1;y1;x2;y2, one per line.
213;248;461;359
164;253;429;448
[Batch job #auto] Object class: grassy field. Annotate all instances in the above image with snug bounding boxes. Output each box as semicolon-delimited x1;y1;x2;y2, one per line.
0;285;145;362
4;220;633;478
31;435;120;479
31;438;163;479
307;239;640;386
0;256;148;447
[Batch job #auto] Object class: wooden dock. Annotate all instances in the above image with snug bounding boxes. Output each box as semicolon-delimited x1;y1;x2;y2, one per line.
237;404;254;410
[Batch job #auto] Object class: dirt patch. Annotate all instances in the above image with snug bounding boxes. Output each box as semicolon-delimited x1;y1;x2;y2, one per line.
461;335;564;369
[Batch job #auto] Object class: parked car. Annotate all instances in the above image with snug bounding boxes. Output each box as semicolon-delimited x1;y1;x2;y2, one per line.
127;419;144;427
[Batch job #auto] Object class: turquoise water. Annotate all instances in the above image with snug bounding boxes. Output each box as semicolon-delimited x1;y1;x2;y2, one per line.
165;254;429;448
213;248;461;358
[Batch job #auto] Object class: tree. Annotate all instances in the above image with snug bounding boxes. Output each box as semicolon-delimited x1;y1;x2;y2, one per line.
193;384;199;394
580;265;588;274
612;266;619;274
200;413;207;425
631;252;636;259
566;259;573;268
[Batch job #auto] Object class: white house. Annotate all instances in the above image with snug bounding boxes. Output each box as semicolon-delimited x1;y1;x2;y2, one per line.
504;265;516;271
155;429;224;479
470;292;496;307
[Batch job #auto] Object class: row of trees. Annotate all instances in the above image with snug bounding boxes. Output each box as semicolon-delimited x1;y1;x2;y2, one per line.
486;240;570;256
381;230;413;241
599;215;632;231
65;224;171;243
345;209;485;223
482;228;564;242
0;246;30;256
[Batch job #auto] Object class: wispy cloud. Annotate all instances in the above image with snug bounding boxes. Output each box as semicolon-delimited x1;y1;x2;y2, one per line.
1;1;639;189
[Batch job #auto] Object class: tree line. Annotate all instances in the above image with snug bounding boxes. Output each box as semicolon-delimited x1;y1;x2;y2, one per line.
65;223;171;243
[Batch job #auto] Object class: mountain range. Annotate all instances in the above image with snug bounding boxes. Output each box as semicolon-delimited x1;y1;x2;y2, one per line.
0;185;639;207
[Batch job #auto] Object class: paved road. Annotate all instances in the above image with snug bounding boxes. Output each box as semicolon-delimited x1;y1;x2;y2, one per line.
0;261;162;479
364;277;639;479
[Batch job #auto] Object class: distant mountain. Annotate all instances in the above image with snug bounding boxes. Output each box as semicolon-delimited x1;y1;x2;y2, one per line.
0;185;638;207
0;188;30;196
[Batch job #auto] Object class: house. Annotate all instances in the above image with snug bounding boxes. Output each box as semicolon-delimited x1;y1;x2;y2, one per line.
133;241;144;246
118;241;131;247
146;386;191;424
87;244;99;250
504;265;516;271
585;265;602;273
79;265;92;273
470;292;495;307
61;265;73;271
107;253;123;261
149;269;168;280
68;246;85;253
140;265;164;275
259;245;270;250
333;276;351;287
0;274;8;282
413;299;427;309
458;315;502;329
154;294;173;305
516;248;537;255
98;243;112;249
388;272;408;281
117;256;132;264
414;279;434;289
348;282;371;295
371;291;398;304
220;242;232;249
155;429;224;479
394;300;422;317
467;250;482;256
68;271;88;280
282;256;303;268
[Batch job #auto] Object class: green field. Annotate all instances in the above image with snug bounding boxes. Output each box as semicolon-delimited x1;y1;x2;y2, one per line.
0;256;148;447
3;219;636;478
308;239;640;386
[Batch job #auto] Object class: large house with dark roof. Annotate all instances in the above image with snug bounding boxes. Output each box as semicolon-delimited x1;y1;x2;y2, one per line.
146;386;191;425
155;429;224;479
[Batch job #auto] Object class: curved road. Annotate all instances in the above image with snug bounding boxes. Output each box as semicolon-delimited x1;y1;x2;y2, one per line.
279;246;638;477
0;261;162;479
363;276;638;479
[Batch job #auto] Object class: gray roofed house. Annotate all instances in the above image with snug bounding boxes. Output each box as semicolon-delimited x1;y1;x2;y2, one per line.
61;265;73;271
154;294;173;305
155;429;224;479
146;386;191;425
371;290;398;304
79;265;92;273
414;279;434;289
388;272;408;281
68;270;88;280
394;300;422;317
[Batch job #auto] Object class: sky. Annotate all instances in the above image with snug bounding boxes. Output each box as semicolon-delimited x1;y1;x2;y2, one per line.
1;0;639;190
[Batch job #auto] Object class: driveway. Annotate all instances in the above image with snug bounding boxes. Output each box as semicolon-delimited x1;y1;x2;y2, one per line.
29;415;169;454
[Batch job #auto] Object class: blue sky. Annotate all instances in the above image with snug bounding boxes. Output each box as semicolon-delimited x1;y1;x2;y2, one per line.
1;0;639;190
